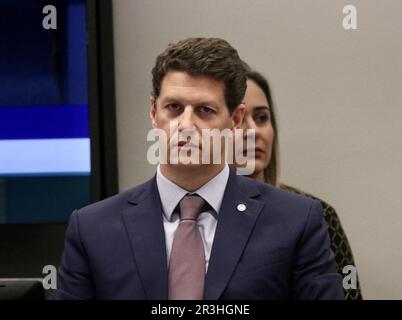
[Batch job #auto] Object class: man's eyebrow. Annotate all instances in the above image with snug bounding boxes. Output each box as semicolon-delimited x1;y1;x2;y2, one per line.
159;96;179;103
160;96;218;106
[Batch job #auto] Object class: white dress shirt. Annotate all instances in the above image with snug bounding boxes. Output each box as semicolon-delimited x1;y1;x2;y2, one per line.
156;164;229;271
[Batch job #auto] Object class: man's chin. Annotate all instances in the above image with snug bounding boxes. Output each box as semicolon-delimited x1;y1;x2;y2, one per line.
163;162;222;169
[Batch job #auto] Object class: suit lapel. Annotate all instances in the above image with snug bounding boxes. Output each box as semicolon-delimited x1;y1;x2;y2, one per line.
204;170;264;300
121;170;265;300
121;176;168;299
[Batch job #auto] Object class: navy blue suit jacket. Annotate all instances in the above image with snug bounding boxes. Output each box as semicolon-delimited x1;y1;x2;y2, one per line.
54;169;343;299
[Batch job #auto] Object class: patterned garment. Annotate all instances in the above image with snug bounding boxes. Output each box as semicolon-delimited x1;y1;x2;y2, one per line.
280;184;363;300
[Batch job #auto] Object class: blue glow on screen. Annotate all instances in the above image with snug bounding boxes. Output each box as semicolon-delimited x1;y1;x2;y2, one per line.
0;0;92;223
0;105;90;175
0;105;89;140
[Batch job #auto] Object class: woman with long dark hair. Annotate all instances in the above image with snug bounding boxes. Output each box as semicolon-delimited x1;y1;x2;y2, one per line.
235;66;362;299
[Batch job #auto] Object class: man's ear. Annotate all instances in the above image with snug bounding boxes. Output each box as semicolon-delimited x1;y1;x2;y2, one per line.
150;96;157;128
231;103;245;129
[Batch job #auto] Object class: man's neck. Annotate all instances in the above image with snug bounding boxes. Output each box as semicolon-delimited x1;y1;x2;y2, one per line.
160;163;226;192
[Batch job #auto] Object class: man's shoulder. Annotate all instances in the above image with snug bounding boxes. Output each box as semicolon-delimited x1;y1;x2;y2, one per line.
233;175;325;250
73;176;155;221
235;174;322;226
236;174;317;208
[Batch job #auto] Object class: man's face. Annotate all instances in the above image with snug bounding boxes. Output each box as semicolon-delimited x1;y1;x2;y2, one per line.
150;70;244;167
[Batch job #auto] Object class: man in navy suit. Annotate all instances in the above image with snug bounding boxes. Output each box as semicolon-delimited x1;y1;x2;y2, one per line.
54;38;343;300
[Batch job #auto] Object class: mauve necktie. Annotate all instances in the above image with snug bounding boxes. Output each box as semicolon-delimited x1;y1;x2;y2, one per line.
168;194;206;300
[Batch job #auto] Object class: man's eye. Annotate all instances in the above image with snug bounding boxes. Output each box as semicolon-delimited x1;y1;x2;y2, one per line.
166;103;181;112
198;106;215;114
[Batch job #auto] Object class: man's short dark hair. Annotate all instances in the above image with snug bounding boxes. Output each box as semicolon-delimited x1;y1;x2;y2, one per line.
151;37;246;113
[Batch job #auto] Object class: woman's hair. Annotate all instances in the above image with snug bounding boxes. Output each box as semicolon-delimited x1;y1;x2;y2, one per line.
244;66;280;186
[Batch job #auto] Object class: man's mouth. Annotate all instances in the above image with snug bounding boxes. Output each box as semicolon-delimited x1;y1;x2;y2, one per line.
177;140;200;149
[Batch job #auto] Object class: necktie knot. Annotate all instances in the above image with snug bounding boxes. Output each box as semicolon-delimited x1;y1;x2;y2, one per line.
179;195;206;221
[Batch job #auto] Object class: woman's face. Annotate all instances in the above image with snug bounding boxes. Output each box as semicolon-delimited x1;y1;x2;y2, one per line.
238;79;274;181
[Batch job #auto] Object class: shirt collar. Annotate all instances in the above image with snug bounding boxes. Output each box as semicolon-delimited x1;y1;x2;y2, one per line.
156;164;230;221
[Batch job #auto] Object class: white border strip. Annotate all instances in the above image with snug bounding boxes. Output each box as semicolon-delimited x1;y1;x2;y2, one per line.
0;138;91;174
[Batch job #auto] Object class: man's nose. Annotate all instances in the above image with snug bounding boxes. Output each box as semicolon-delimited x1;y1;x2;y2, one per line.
178;106;195;130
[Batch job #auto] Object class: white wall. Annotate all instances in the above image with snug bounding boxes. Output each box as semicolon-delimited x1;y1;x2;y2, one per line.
112;0;402;299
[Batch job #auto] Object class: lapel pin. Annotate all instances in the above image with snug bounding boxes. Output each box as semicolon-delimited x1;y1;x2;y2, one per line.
237;203;246;212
